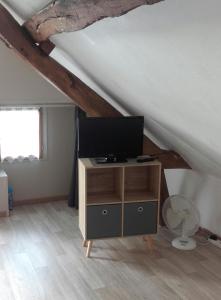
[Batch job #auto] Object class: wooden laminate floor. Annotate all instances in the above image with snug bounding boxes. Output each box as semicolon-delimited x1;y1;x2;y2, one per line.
0;201;221;300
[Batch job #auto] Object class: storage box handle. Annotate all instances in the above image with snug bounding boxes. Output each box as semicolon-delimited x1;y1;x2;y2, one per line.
138;206;144;213
102;209;108;216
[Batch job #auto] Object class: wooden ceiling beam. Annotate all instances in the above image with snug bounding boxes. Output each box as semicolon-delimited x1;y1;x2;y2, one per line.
38;40;55;55
24;0;164;42
0;4;121;118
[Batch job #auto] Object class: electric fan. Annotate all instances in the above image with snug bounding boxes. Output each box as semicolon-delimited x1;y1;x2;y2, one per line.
162;195;200;250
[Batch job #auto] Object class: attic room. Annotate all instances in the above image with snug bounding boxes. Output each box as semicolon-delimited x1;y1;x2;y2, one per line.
0;0;221;299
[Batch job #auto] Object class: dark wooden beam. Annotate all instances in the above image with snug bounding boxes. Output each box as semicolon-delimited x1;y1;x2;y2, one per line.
24;0;164;42
157;150;190;169
0;4;121;118
39;40;55;55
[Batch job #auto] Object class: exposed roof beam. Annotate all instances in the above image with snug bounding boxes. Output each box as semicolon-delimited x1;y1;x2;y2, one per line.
39;40;55;55
0;4;121;118
24;0;164;42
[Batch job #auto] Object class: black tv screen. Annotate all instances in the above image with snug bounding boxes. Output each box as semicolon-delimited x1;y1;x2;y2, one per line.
78;116;144;159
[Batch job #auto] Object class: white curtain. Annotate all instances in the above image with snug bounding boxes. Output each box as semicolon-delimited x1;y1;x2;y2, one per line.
0;108;40;161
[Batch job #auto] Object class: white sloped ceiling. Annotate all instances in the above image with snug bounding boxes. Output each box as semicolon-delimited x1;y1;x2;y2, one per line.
52;0;221;178
2;0;221;178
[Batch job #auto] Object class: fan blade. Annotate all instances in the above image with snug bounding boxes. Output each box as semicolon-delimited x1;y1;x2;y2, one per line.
170;196;190;213
182;214;198;234
166;208;184;229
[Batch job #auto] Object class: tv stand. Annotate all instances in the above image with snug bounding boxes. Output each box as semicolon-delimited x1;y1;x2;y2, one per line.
78;158;161;258
95;155;127;164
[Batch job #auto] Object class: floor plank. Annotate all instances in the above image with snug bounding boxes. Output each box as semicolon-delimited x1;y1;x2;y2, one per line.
0;201;220;300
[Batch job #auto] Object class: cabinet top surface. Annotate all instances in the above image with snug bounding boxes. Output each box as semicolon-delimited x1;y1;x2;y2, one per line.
79;158;161;169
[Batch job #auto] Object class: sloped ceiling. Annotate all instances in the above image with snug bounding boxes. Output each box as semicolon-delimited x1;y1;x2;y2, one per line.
2;0;221;177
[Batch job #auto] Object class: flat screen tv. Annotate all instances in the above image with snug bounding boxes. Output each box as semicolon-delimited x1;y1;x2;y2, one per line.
78;116;144;162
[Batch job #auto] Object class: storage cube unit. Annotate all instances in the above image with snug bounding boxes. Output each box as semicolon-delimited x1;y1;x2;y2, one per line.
124;165;161;202
78;158;161;252
87;167;123;205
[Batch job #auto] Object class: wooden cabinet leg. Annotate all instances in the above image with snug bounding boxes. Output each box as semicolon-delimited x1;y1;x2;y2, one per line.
86;240;93;258
147;236;154;251
143;235;154;251
83;240;88;247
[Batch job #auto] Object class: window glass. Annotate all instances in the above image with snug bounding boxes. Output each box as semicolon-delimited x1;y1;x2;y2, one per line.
0;109;40;161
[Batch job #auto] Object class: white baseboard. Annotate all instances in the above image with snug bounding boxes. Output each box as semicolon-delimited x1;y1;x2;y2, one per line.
14;195;68;206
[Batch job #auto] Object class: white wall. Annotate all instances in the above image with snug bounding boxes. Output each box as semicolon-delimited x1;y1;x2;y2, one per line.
1;107;75;201
165;169;221;237
0;37;76;202
0;41;72;105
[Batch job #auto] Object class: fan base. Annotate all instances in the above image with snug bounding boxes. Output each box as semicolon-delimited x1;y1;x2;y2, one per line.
172;237;196;250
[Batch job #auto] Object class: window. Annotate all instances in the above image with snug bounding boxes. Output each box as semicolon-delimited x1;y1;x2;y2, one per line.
0;108;42;161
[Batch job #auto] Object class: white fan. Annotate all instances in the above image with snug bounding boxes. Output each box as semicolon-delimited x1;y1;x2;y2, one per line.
162;195;200;250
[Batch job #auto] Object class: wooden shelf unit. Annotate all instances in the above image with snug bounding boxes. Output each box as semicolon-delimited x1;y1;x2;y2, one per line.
124;165;160;202
79;158;161;257
86;167;123;205
124;190;157;203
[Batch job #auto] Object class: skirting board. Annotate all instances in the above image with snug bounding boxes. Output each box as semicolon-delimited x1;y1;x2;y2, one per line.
198;227;221;241
14;195;68;206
